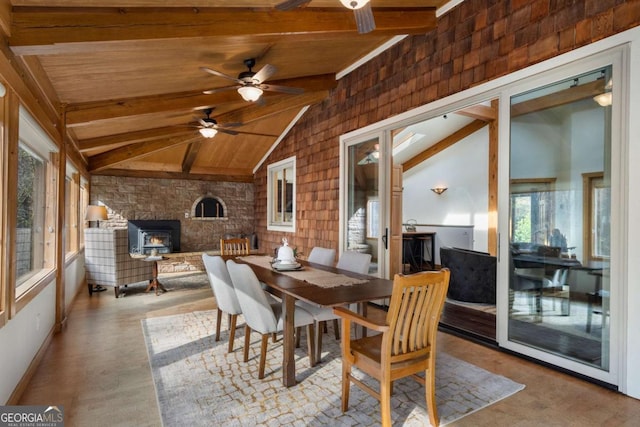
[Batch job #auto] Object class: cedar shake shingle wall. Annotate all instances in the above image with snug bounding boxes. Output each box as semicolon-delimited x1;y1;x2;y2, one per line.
254;0;640;257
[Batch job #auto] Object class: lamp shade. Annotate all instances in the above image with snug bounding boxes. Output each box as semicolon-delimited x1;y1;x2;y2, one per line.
237;86;263;102
199;127;218;138
85;205;108;221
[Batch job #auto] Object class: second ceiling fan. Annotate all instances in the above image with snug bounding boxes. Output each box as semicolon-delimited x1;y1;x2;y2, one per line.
192;108;277;139
276;0;376;34
201;58;304;102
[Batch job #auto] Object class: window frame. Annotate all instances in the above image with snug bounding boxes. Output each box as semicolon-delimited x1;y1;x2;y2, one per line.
13;106;59;306
583;171;609;261
267;156;296;232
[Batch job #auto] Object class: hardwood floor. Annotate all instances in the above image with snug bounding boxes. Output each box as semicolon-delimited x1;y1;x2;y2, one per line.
17;275;640;426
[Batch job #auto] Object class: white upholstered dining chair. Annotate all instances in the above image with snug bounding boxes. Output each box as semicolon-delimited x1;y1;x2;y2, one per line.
297;246;341;361
202;254;243;353
226;260;317;378
307;247;336;266
336;251;372;275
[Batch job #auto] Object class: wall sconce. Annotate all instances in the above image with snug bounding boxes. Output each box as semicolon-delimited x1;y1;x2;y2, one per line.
431;187;448;195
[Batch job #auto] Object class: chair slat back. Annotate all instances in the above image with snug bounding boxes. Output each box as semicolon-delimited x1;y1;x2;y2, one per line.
220;237;250;255
385;269;450;360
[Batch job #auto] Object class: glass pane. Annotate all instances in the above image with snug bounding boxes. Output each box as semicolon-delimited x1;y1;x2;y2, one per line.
346;138;379;276
508;66;612;371
17;145;46;287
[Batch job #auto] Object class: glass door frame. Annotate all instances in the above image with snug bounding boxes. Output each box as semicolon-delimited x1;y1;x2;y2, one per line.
496;47;627;386
339;130;391;279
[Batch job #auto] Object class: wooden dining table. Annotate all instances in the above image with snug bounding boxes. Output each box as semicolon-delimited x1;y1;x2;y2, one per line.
234;255;394;388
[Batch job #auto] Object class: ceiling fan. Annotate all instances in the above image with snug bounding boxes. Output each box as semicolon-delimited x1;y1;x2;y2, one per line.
191;108;277;139
275;0;375;34
201;58;304;102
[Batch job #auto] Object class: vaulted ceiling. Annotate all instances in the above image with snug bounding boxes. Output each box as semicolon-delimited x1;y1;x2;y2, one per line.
2;1;450;182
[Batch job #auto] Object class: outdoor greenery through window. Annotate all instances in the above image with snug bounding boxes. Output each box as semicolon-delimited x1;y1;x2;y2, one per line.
16;144;46;288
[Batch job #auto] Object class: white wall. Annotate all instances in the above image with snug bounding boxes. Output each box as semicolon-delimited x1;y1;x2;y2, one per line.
0;256;86;404
0;283;56;404
65;255;86;309
402;126;489;251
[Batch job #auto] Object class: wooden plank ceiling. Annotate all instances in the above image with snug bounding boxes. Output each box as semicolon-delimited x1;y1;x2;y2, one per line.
3;1;446;181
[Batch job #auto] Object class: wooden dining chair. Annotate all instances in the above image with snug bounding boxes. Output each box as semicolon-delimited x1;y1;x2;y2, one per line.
226;260;317;379
333;269;450;427
220;237;250;255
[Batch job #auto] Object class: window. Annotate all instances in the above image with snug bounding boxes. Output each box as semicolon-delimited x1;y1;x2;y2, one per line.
366;197;379;238
79;177;88;248
65;164;80;256
15;106;58;297
583;172;610;260
267;156;295;232
16;144;47;289
509;178;556;246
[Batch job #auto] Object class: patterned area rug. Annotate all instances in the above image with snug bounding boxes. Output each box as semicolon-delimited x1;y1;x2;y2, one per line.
142;310;524;426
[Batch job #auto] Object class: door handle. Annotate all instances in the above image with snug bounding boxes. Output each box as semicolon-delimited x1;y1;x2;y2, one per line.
382;227;388;250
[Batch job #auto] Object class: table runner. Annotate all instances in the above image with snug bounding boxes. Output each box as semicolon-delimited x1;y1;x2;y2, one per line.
238;255;368;288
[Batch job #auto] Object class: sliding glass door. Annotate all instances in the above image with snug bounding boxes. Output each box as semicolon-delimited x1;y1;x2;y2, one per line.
500;54;622;385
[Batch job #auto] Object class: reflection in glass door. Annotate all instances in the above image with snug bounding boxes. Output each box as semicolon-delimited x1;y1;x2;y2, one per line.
343;137;382;276
507;66;612;373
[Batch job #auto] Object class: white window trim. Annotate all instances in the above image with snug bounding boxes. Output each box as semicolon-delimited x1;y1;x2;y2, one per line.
267;156;296;232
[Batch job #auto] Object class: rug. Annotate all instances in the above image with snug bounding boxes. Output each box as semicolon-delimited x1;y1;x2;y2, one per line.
141;310;525;426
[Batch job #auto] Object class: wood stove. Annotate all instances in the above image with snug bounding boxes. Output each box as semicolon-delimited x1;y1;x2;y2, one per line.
138;229;172;254
128;220;181;255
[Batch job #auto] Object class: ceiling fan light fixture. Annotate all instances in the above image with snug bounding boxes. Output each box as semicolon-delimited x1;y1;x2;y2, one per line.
238;86;263;102
199;127;218;138
339;0;369;9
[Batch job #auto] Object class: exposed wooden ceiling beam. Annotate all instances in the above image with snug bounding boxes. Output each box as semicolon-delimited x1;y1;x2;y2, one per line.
9;7;437;53
78;126;194;152
511;79;605;117
65;74;336;126
402;120;487;172
181;141;203;174
456;104;496;121
91;167;254;183
88;133;201;172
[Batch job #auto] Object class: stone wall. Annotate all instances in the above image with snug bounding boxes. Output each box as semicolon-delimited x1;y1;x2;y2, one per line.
254;0;640;257
90;175;255;256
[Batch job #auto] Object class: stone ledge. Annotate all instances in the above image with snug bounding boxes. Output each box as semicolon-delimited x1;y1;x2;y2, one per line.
139;250;259;274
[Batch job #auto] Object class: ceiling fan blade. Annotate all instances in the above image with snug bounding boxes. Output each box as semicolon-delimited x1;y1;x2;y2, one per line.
203;85;240;95
259;83;304;95
200;67;243;84
198;119;210;127
218;122;244;128
253;64;277;84
354;3;376;34
275;0;311;11
217;128;240;136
